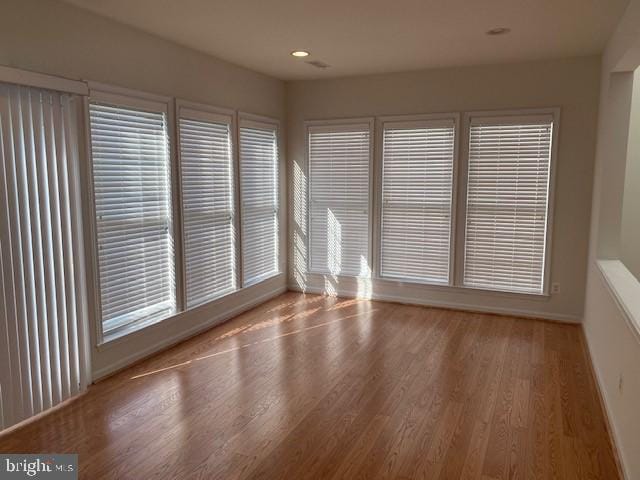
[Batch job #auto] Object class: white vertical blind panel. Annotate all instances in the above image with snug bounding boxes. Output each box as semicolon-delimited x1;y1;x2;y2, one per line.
89;102;175;338
309;126;371;277
179;116;236;309
463;119;553;294
239;123;279;286
380;123;455;284
0;83;87;430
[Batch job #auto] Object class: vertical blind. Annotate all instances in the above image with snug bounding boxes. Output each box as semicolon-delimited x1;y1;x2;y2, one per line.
179;111;236;309
0;83;88;430
309;124;371;277
89;101;175;339
463;116;553;294
239;121;279;286
380;121;455;284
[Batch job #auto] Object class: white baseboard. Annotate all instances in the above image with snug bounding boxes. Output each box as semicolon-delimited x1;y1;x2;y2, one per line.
581;327;629;480
92;282;287;380
288;283;581;323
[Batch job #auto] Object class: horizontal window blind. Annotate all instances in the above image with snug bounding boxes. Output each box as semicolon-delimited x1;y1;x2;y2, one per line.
463;117;553;294
239;121;279;286
380;121;455;284
309;124;371;277
89;101;175;339
179;112;236;309
0;83;88;430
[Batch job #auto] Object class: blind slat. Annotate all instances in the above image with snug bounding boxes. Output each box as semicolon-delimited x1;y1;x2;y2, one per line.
239;123;279;286
89;102;175;338
179;116;236;309
380;125;454;284
309;126;371;277
463;120;553;294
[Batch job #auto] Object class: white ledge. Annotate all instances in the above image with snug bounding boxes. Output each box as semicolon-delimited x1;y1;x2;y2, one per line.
597;259;640;344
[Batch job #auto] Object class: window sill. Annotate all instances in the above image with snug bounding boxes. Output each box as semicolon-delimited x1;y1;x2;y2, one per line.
243;270;282;289
100;307;175;346
306;272;552;300
96;272;286;351
373;275;551;300
597;259;640;344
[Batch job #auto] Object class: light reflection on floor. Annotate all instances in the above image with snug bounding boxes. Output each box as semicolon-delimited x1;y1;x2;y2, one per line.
130;307;376;380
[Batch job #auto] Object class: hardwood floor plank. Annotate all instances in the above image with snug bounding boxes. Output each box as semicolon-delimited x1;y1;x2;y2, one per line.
0;293;621;480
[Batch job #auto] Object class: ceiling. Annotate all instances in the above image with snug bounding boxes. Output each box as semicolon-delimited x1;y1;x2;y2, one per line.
63;0;629;80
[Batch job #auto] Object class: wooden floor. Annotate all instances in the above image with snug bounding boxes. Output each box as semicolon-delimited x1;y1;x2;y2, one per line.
0;293;620;479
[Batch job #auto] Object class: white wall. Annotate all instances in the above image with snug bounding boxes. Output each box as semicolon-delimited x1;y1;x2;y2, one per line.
0;0;285;117
584;1;640;478
620;68;640;280
0;0;288;379
286;57;601;321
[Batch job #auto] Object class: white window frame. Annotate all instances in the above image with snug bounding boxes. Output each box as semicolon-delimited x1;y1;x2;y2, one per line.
374;113;460;285
175;99;239;309
0;65;88;96
305;117;375;278
238;112;282;287
457;107;560;296
85;82;180;344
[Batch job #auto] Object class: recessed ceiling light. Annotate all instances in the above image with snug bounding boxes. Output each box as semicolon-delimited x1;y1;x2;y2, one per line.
486;27;511;36
291;50;310;57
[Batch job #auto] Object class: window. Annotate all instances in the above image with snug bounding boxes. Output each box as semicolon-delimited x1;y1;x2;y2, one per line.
89;95;175;340
380;118;456;284
0;82;88;428
463;113;555;294
308;121;372;277
178;105;236;309
239;117;279;286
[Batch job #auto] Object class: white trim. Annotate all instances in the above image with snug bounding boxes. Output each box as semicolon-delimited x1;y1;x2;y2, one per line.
87;81;170;104
375;112;460;287
93;281;287;380
175;99;238;310
238;119;279;132
460;107;561;296
237;113;282;287
305;117;375;277
597;260;640;344
82;97;104;348
89;89;169;115
287;281;579;323
372;117;382;279
241;270;283;289
175;99;234;119
238;111;280;128
469;113;555;126
177;107;232;125
0;65;88;95
85;87;178;345
167;98;182;313
377;112;458;127
305;116;374;127
380;119;455;130
307;123;371;134
306;270;554;300
463;107;559;119
581;326;629;480
65;97;93;390
545;109;561;295
232;111;243;291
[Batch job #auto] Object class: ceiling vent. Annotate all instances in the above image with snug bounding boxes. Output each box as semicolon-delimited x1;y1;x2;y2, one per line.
306;60;330;69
